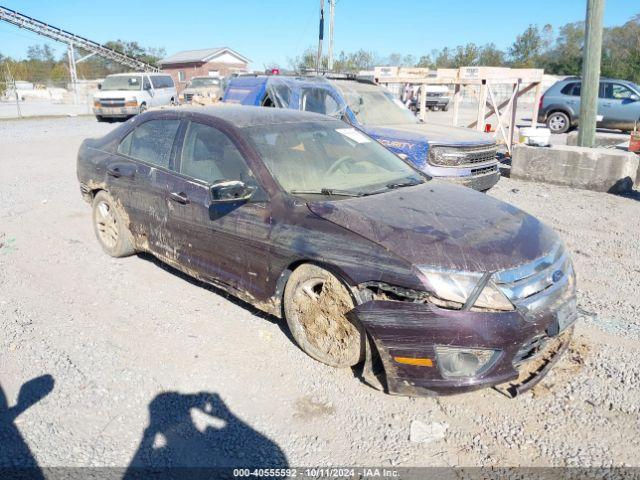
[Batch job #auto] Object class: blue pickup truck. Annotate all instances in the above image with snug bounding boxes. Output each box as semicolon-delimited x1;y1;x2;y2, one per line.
222;76;500;191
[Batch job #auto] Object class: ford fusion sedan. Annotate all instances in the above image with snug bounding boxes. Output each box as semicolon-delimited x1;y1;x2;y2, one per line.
77;106;577;396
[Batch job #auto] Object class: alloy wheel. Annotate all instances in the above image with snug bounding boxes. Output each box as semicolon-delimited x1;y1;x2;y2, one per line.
95;201;118;249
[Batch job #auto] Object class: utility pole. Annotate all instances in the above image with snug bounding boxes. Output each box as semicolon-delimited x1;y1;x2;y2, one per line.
316;0;325;74
577;0;606;147
327;0;335;71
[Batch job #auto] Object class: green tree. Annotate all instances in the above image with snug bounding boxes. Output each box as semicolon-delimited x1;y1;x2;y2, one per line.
288;47;317;72
452;43;480;66
542;22;584;75
415;54;434;69
509;24;545;67
478;43;505;66
602;14;640;83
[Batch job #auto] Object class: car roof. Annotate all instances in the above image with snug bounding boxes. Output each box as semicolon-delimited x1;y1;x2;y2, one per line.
558;76;636;84
106;72;168;77
175;104;337;127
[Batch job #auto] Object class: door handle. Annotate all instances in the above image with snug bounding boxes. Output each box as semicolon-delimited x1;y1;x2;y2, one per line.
107;166;122;178
107;165;135;178
169;191;190;204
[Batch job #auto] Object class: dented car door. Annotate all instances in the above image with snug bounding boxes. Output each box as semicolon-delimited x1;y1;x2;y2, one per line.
160;120;273;295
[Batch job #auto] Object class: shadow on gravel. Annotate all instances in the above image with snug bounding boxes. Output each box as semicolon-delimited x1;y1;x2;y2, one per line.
124;391;288;479
0;375;55;478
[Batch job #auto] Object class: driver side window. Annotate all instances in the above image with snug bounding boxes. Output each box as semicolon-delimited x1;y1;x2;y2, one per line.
180;122;260;190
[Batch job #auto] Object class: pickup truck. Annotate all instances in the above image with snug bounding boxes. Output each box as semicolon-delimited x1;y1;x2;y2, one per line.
222;76;500;191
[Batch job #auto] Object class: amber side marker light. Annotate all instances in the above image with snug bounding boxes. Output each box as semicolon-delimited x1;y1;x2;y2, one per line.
393;356;434;367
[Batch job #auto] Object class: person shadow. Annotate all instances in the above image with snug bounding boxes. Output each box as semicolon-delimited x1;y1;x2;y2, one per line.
124;391;288;479
0;375;55;479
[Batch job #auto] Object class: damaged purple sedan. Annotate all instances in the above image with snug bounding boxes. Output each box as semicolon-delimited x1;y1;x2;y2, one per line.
77;106;577;397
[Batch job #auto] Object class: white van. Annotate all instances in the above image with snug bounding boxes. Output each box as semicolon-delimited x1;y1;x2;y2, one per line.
92;72;177;121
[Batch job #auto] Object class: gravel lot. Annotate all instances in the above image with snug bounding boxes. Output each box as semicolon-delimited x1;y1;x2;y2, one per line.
1;116;639;470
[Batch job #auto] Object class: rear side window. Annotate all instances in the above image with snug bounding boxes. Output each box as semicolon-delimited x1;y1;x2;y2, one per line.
560;82;580;96
117;120;180;168
180;122;258;187
151;75;174;89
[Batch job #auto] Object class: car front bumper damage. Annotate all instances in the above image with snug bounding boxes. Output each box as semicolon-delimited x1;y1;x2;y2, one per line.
347;286;576;397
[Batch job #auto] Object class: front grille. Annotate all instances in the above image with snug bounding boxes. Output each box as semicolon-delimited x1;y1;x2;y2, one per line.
493;244;573;303
471;165;498;177
183;93;194;103
99;98;125;108
429;144;497;167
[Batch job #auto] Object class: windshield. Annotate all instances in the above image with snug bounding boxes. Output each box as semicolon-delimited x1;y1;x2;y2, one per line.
101;75;142;91
244;121;424;196
189;77;221;87
341;88;418;126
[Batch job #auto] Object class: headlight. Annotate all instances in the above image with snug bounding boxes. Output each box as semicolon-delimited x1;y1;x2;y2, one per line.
124;98;138;107
419;268;514;311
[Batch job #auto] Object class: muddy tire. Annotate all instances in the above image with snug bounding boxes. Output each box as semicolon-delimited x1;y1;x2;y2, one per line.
283;264;364;368
92;191;135;258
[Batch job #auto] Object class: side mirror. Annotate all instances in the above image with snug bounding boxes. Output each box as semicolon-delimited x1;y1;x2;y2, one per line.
630;94;639;102
97;83;102;90
209;180;255;220
210;180;254;203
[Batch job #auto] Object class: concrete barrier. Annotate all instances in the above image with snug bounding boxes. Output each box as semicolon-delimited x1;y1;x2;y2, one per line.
511;144;640;193
566;131;630;149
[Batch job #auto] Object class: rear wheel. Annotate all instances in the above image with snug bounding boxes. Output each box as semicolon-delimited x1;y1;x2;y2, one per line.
547;111;571;134
283;264;364;368
92;191;135;257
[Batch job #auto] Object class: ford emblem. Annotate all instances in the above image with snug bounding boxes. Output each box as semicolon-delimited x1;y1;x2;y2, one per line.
552;270;564;283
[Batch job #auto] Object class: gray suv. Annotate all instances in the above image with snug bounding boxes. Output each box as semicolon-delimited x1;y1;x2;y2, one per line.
538;77;640;133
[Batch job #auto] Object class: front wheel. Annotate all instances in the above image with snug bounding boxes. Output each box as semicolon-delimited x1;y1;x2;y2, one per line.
547;111;571;134
283;264;364;368
138;103;147;115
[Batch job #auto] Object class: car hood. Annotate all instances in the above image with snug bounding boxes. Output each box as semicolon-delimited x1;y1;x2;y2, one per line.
307;183;559;273
183;86;222;95
364;122;495;146
93;90;139;99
